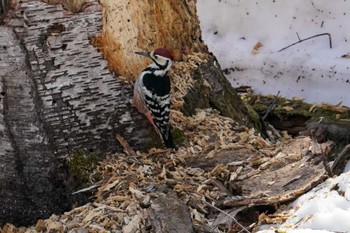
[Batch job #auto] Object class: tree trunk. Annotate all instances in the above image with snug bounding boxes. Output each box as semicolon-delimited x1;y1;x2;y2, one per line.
98;0;260;128
0;0;259;227
0;0;153;226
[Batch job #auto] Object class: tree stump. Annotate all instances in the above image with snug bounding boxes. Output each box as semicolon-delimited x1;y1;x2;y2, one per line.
0;0;260;227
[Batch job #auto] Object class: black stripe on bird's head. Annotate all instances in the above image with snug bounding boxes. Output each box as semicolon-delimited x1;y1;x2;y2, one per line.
136;48;174;71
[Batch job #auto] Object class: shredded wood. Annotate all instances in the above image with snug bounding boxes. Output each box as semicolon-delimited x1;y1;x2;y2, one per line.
1;53;332;233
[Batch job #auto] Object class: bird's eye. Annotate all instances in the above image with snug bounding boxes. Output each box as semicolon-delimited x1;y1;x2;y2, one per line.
154;55;159;59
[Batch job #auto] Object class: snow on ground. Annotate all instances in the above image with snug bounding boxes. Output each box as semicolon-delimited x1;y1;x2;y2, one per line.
197;1;350;232
197;0;350;107
257;170;350;233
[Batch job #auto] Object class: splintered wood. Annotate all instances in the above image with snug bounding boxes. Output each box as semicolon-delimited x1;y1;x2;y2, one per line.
98;0;203;80
5;106;331;232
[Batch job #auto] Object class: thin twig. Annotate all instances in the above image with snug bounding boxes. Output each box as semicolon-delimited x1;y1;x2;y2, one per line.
322;145;333;177
310;128;333;176
278;32;332;52
262;91;280;121
116;134;137;157
191;193;251;233
72;184;99;195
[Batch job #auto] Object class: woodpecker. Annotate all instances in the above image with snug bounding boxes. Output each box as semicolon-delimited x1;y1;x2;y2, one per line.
132;48;175;148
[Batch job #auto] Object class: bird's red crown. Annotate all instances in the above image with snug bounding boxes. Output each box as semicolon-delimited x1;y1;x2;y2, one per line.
154;48;174;60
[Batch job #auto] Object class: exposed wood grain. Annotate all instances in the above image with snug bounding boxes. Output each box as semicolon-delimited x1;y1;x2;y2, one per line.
98;0;203;80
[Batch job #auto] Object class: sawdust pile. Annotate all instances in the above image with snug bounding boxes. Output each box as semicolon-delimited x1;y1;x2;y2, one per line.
1;53;330;233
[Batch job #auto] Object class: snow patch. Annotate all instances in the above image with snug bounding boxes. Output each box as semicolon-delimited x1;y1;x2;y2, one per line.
197;0;350;107
258;171;350;232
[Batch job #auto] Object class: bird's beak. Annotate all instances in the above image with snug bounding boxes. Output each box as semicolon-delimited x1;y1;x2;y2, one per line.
135;51;151;58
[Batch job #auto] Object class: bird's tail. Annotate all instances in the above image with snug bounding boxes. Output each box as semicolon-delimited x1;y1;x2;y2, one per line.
161;129;176;149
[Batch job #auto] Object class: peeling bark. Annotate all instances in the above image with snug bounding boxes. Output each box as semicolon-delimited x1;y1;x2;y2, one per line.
0;0;152;226
186;137;329;209
0;26;70;226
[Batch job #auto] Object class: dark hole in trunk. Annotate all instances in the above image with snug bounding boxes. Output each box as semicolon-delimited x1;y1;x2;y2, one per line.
264;113;310;136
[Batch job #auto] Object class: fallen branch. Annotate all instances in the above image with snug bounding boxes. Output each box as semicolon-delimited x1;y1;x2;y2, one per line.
332;144;350;175
278;32;332;52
